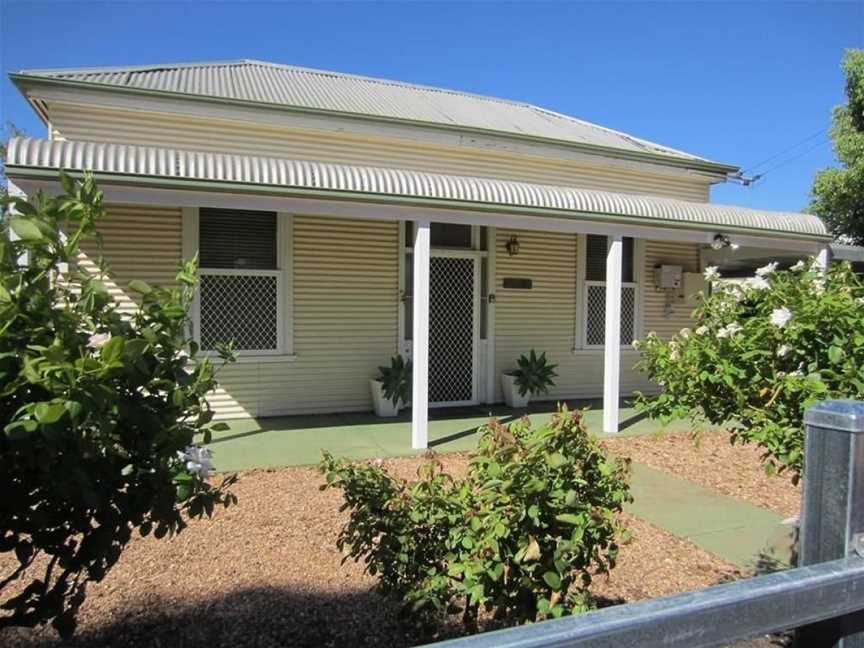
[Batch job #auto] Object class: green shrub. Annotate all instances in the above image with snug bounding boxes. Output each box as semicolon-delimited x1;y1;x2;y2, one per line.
0;173;236;637
320;405;630;632
510;350;558;397
635;259;864;482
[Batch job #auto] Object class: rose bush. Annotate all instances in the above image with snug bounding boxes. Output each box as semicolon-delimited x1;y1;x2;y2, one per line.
635;258;864;482
0;173;236;637
320;406;631;633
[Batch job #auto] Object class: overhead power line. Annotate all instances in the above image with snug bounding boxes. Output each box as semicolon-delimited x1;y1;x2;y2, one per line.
728;128;831;186
755;138;831;176
740;127;829;176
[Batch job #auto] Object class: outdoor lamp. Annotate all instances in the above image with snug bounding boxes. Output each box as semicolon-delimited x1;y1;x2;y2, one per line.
710;234;731;250
505;235;520;256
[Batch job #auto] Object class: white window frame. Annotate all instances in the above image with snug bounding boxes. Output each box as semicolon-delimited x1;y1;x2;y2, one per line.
576;233;644;350
182;207;294;359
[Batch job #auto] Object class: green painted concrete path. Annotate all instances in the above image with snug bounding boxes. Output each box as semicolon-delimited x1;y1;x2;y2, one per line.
205;403;783;568
628;464;783;567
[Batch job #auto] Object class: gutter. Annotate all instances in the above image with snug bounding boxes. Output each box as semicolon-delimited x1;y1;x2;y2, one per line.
6;165;830;244
10;73;741;177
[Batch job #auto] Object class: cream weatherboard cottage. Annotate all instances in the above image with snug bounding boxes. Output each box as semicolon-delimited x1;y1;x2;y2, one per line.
4;60;830;447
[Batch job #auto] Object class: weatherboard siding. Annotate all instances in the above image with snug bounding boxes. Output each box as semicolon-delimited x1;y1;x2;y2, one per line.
88;205;398;418
194;214;401;418
87;203;699;419
493;230;701;402
76;204;183;315
48;103;712;202
643;240;702;340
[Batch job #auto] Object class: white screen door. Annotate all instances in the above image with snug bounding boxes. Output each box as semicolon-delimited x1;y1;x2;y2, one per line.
428;254;479;406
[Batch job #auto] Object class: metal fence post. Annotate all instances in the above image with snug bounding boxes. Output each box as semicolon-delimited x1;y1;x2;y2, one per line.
798;400;864;647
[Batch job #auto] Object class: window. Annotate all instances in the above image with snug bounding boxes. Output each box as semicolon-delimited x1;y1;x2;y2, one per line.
582;235;640;348
196;208;286;354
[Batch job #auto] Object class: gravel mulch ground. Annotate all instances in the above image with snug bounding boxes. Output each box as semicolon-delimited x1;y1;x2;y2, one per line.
603;429;801;518
0;451;768;648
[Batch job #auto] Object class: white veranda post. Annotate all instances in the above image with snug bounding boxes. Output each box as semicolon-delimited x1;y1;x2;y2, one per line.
816;245;831;273
411;218;431;449
603;235;623;434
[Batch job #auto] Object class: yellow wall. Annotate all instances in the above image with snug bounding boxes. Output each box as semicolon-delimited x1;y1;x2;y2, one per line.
90;205;700;419
493;229;701;402
48;102;712;202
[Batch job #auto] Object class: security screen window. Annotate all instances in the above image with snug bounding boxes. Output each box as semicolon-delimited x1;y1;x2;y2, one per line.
198;208;281;352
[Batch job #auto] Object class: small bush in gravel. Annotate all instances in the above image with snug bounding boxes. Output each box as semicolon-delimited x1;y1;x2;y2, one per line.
635;260;864;483
320;406;631;632
0;173;236;638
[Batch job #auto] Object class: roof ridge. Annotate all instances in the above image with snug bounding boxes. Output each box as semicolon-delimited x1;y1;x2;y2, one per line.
22;58;539;110
17;59;252;76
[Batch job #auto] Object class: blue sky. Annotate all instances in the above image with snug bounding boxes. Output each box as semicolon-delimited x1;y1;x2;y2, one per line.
1;1;861;212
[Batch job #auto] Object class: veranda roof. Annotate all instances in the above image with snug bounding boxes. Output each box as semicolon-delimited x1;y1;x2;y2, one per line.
5;137;828;241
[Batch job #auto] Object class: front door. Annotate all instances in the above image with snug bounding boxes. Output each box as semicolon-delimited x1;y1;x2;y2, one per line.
428;254;479;406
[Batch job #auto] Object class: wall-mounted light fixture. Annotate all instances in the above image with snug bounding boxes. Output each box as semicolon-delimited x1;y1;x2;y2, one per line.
505;235;520;256
710;234;738;251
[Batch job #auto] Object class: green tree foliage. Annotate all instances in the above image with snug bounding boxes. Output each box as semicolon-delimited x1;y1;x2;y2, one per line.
0;173;237;637
810;49;864;242
635;260;864;482
320;406;630;633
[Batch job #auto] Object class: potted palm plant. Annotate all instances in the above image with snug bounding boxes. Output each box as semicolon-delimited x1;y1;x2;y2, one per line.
370;355;411;417
501;350;557;408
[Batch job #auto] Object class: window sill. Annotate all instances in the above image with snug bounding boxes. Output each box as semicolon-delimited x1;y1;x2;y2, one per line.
233;354;298;364
198;353;298;364
571;348;640;356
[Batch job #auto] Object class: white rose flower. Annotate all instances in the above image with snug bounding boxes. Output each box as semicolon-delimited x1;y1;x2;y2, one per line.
679;328;691;338
790;260;806;272
811;277;826;295
770;307;792;328
744;276;770;291
178;445;214;479
703;266;720;282
756;262;779;277
88;332;111;348
717;322;743;338
695;326;709;336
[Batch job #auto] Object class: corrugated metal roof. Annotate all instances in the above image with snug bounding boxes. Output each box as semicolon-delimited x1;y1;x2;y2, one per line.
5;137;826;239
14;60;730;169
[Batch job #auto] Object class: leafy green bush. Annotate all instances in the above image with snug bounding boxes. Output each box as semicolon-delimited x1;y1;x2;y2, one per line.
376;354;411;406
0;173;236;637
510;350;558;397
320;406;630;631
635;259;864;482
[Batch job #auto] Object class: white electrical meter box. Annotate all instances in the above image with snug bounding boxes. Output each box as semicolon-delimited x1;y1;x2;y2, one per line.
654;265;683;290
682;272;708;305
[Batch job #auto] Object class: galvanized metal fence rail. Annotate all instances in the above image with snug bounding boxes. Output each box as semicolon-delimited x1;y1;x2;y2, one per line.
429;400;864;648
